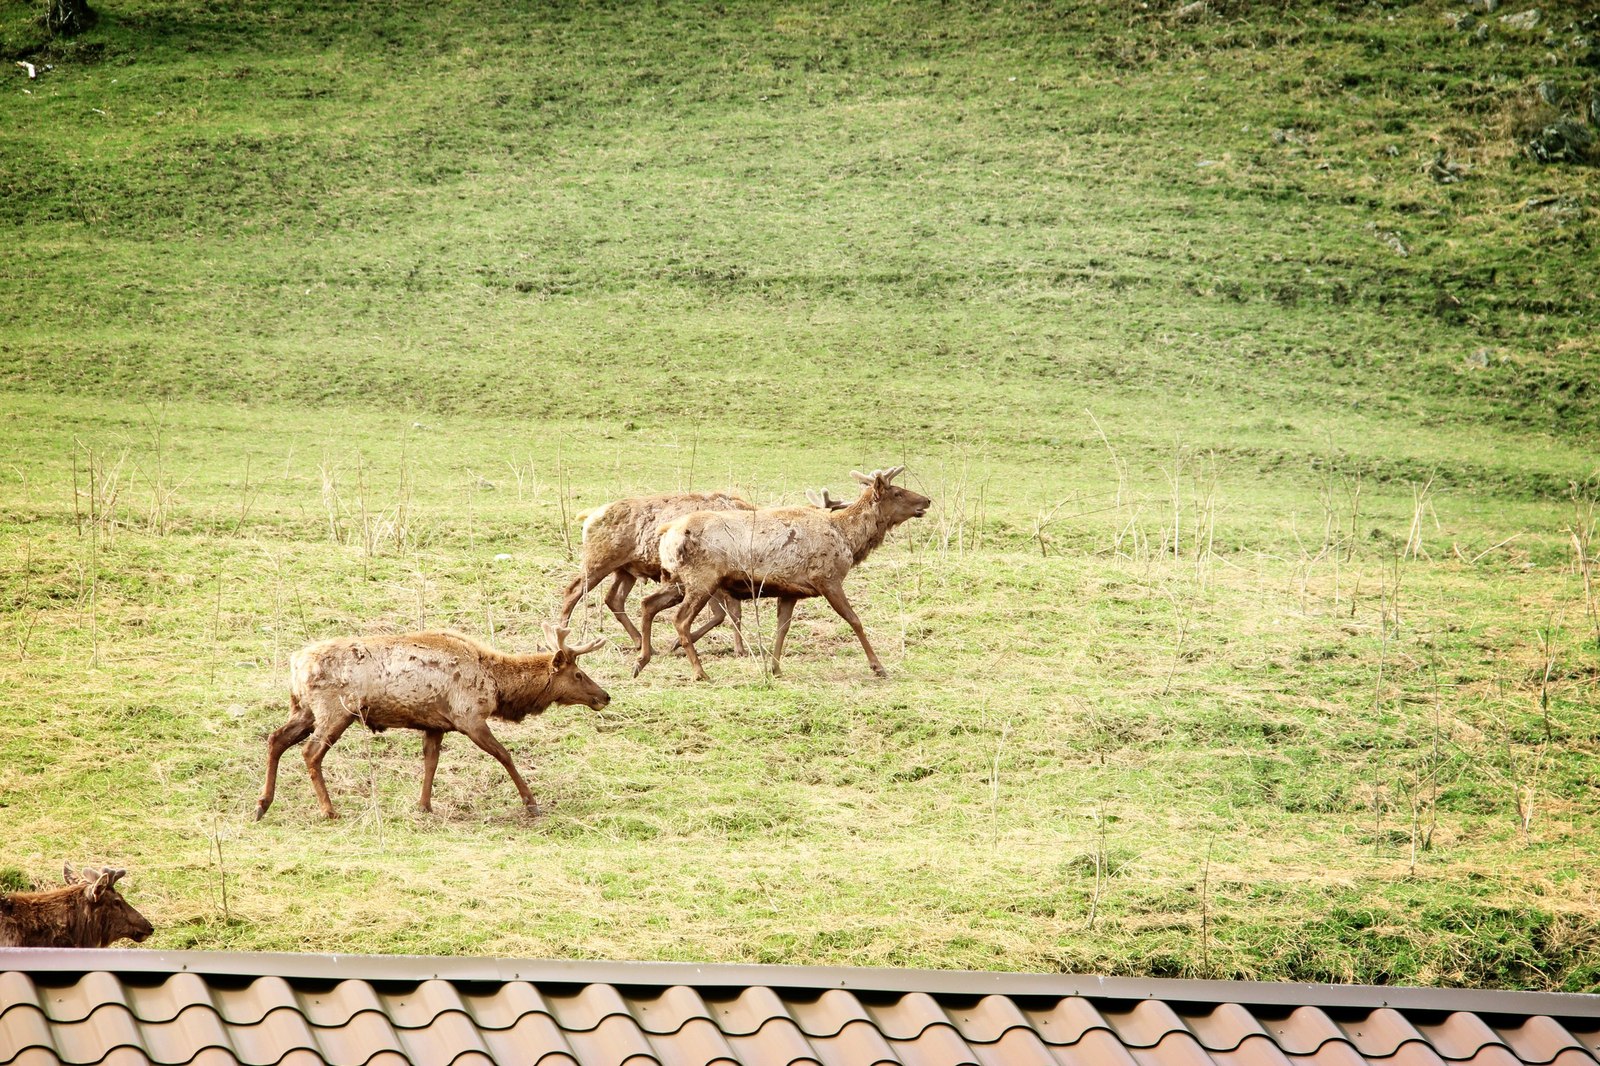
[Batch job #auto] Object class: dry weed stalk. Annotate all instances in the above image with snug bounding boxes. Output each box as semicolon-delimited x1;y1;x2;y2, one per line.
1189;452;1220;592
926;465;987;558
1403;645;1449;877
1569;485;1599;649
1085;803;1109;930
988;720;1010;853
209;817;231;924
318;452;346;545
73;438;129;543
1402;476;1439;561
138;401;184;536
12;537;41;661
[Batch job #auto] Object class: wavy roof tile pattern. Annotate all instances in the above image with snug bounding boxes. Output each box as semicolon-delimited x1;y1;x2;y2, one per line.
2;951;1598;1066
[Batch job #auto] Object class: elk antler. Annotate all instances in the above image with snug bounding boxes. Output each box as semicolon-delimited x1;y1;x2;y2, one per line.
806;488;847;510
850;467;905;486
543;622;606;657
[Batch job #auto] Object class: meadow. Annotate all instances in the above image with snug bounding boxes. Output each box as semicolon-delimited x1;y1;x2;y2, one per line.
1;0;1598;987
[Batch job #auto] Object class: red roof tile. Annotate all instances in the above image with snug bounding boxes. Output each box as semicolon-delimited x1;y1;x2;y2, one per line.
2;951;1597;1066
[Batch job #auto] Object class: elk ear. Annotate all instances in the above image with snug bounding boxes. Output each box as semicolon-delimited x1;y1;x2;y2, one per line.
63;862;77;885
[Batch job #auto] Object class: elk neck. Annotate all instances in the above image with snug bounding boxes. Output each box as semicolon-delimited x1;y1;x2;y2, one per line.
484;649;560;719
831;495;895;565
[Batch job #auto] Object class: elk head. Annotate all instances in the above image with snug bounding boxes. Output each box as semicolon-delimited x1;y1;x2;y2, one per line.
63;863;154;946
541;623;611;709
850;466;931;523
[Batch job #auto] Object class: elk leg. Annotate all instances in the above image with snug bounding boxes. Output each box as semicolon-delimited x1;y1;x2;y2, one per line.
419;730;444;813
676;595;727;652
460;719;539;813
303;711;356;819
634;584;684;676
559;565;614;625
770;597;796;677
723;597;749;657
255;696;313;821
602;571;642;648
673;588;715;681
819;582;887;678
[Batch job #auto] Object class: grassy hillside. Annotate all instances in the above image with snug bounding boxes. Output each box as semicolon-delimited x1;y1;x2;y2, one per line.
2;0;1598;987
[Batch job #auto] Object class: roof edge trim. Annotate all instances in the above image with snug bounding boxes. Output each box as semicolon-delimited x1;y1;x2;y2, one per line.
2;950;1597;1018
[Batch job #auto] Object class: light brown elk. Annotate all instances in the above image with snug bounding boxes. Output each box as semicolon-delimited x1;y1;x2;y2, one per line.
559;490;848;655
255;625;609;820
0;865;153;948
635;467;930;681
558;491;754;653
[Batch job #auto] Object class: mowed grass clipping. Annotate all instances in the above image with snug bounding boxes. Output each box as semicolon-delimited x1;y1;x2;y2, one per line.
2;0;1599;987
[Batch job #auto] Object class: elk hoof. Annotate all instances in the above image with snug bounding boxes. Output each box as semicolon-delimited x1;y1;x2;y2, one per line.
872;666;889;679
323;810;341;821
253;805;267;822
632;658;647;678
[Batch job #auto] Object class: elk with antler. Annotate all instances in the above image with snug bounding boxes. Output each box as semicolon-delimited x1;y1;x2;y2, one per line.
255;624;610;820
1;864;154;948
635;467;930;680
559;490;849;655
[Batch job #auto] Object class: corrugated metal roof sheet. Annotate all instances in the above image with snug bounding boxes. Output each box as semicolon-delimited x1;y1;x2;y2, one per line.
3;951;1598;1066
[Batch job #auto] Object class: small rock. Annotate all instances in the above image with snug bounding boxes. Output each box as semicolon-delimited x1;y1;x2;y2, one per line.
1196;159;1219;167
1500;8;1540;30
1522;194;1586;220
1368;224;1410;257
1466;348;1490;368
227;703;248;719
1386;144;1400;157
1475;23;1490;39
1271;127;1306;145
1525;115;1596;163
494;553;514;561
1426;152;1470;182
1172;0;1208;20
1469;0;1498;11
1536;80;1557;104
1447;12;1477;30
476;476;497;490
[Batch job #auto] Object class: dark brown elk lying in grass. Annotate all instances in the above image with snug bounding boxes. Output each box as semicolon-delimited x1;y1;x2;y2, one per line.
559;491;755;653
255;624;610;820
0;865;153;948
635;468;930;681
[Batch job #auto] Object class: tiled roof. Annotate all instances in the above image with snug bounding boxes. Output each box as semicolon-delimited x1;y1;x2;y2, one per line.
3;951;1598;1066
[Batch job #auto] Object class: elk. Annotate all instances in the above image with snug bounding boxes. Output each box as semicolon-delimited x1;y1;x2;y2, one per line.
559;490;848;654
634;468;930;681
255;624;609;820
559;492;755;653
0;865;153;948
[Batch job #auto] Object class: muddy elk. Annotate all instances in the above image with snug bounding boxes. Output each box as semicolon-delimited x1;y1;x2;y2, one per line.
255;624;609;820
635;467;930;680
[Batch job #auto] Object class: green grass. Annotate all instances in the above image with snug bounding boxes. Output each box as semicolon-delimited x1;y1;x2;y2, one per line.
2;0;1599;987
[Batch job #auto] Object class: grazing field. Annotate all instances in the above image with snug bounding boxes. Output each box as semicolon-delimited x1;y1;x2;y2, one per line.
2;0;1599;987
